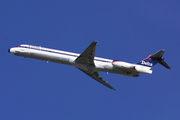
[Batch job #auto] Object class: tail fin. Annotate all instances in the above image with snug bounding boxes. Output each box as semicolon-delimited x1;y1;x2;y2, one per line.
150;50;171;69
137;50;171;69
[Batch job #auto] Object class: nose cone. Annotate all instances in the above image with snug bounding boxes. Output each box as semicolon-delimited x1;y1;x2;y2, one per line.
8;48;11;53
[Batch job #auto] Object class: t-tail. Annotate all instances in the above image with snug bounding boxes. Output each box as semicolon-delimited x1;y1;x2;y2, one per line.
137;50;171;69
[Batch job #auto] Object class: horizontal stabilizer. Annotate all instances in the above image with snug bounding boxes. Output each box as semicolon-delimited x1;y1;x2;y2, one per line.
159;59;171;69
150;50;164;59
150;50;171;69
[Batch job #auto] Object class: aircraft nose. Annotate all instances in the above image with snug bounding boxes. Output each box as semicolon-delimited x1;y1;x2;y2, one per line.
8;48;11;53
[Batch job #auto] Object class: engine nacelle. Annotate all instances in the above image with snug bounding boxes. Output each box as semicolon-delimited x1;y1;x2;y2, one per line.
112;61;134;69
135;66;152;74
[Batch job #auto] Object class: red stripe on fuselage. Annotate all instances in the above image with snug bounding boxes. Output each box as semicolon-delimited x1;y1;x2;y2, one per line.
112;61;121;63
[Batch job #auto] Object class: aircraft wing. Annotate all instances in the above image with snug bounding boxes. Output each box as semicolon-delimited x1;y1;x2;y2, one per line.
75;41;115;90
78;68;116;90
75;41;97;66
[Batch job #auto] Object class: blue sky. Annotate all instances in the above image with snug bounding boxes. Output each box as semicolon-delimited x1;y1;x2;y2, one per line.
1;0;180;120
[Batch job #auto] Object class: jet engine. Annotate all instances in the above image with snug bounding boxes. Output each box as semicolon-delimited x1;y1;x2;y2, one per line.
112;61;135;69
135;66;152;74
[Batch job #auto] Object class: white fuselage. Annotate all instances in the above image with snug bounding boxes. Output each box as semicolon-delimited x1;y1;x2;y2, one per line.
8;44;152;77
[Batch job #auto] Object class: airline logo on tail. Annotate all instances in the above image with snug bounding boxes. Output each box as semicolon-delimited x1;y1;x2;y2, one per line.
141;61;153;66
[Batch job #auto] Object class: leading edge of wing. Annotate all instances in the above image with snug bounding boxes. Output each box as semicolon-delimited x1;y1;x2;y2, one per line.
78;68;116;90
75;41;97;66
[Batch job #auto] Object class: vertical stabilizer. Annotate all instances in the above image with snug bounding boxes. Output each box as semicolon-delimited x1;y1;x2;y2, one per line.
150;50;171;69
136;55;158;67
137;50;171;69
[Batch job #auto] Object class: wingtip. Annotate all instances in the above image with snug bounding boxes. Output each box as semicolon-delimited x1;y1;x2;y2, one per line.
112;88;116;91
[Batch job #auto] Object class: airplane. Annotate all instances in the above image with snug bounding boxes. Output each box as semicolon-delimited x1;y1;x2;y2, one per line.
8;41;170;90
